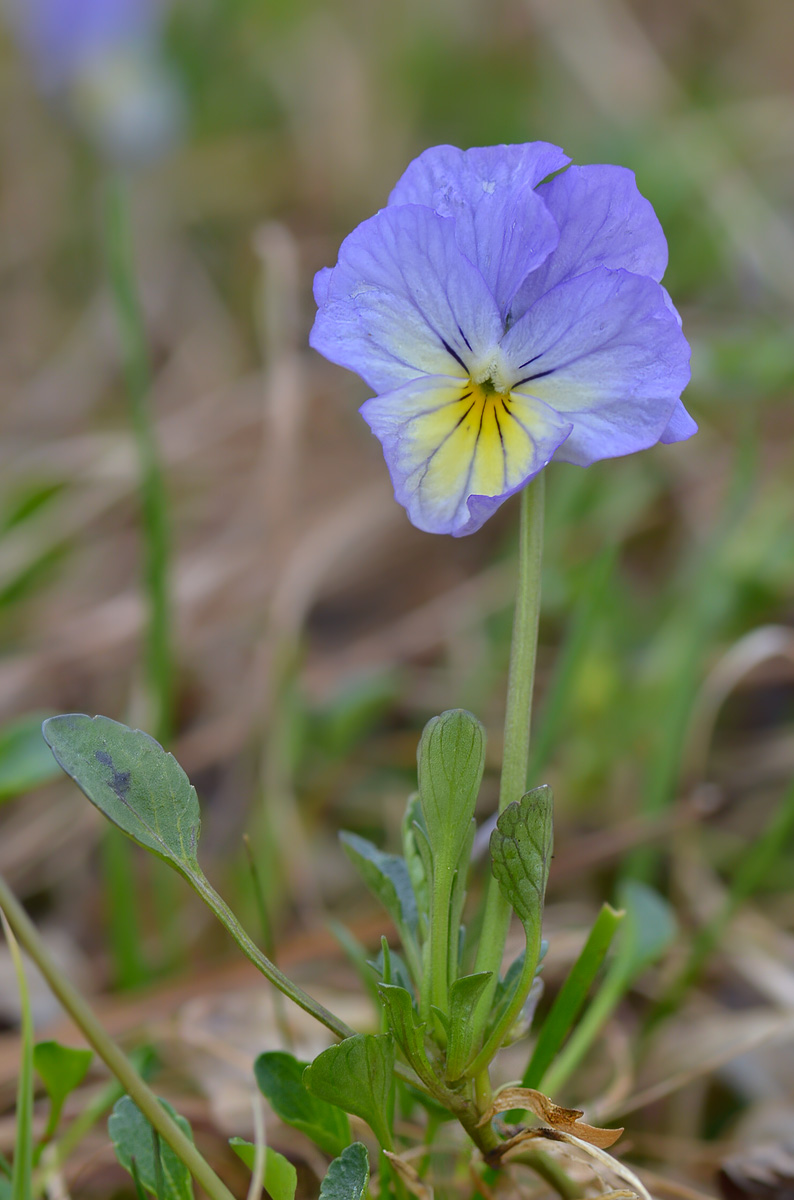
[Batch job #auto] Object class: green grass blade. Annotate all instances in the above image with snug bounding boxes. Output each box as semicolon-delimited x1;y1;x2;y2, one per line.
104;175;172;746
523;902;624;1090
1;913;34;1200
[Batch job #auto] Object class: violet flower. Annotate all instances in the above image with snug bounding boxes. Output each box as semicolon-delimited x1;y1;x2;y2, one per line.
311;143;695;536
5;0;184;163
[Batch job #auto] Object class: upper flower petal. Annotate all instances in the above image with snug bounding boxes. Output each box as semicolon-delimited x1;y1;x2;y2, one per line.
502;267;691;467
360;375;571;536
310;205;502;393
511;165;669;320
388;143;570;316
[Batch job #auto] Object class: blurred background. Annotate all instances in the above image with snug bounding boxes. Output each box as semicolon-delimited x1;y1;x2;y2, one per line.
1;0;794;1195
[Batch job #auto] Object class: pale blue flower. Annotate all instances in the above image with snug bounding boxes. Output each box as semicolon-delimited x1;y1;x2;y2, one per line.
5;0;184;163
311;143;694;536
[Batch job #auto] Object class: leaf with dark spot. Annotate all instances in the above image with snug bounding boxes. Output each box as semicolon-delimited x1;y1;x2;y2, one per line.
42;715;202;879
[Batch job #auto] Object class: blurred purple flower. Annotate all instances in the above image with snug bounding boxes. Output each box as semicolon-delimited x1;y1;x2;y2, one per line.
311;143;695;536
5;0;184;163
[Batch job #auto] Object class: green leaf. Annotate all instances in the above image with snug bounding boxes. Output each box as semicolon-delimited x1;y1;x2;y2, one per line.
615;880;676;983
368;945;413;995
328;921;381;1009
254;1052;350;1158
447;818;476;978
42;716;201;879
417;710;485;868
489;786;553;940
303;1034;395;1150
33;1041;93;1139
0;714;61;803
319;1143;369;1200
339;832;418;937
229;1140;297;1200
42;716;354;1044
402;794;429;930
523;903;624;1090
377;985;435;1087
108;1096;194;1200
445;973;492;1082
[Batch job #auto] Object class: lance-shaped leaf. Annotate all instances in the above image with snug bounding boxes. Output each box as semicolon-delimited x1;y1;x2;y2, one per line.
303;1034;395;1150
339;833;418;939
417;710;485;868
319;1143;369;1200
402;793;429;929
490;786;553;945
377;985;437;1090
447;818;476;978
42;716;201;879
369;942;413;994
108;1096;194;1200
229;1141;297;1200
254;1052;350;1158
445;972;492;1082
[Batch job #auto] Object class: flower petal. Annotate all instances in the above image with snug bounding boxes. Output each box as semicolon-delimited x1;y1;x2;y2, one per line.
360;376;571;536
511;165;669;319
311;205;502;393
388;143;569;316
659;400;698;444
502;267;691;467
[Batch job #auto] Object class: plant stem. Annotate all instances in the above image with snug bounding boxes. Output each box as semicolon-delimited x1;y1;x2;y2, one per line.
105;175;172;746
512;1150;584;1200
0;873;236;1200
470;474;545;1048
465;927;539;1079
243;834;293;1049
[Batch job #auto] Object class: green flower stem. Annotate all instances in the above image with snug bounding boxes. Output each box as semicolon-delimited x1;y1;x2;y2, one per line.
470;474;545;1049
0;873;236;1200
105;175;172;745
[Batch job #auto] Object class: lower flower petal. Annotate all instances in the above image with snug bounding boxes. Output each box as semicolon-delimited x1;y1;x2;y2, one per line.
360;376;571;536
502;267;691;467
659;399;698;444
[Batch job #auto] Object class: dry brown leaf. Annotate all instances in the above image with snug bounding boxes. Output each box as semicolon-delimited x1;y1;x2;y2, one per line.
494;1127;651;1200
479;1086;624;1149
383;1151;434;1200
